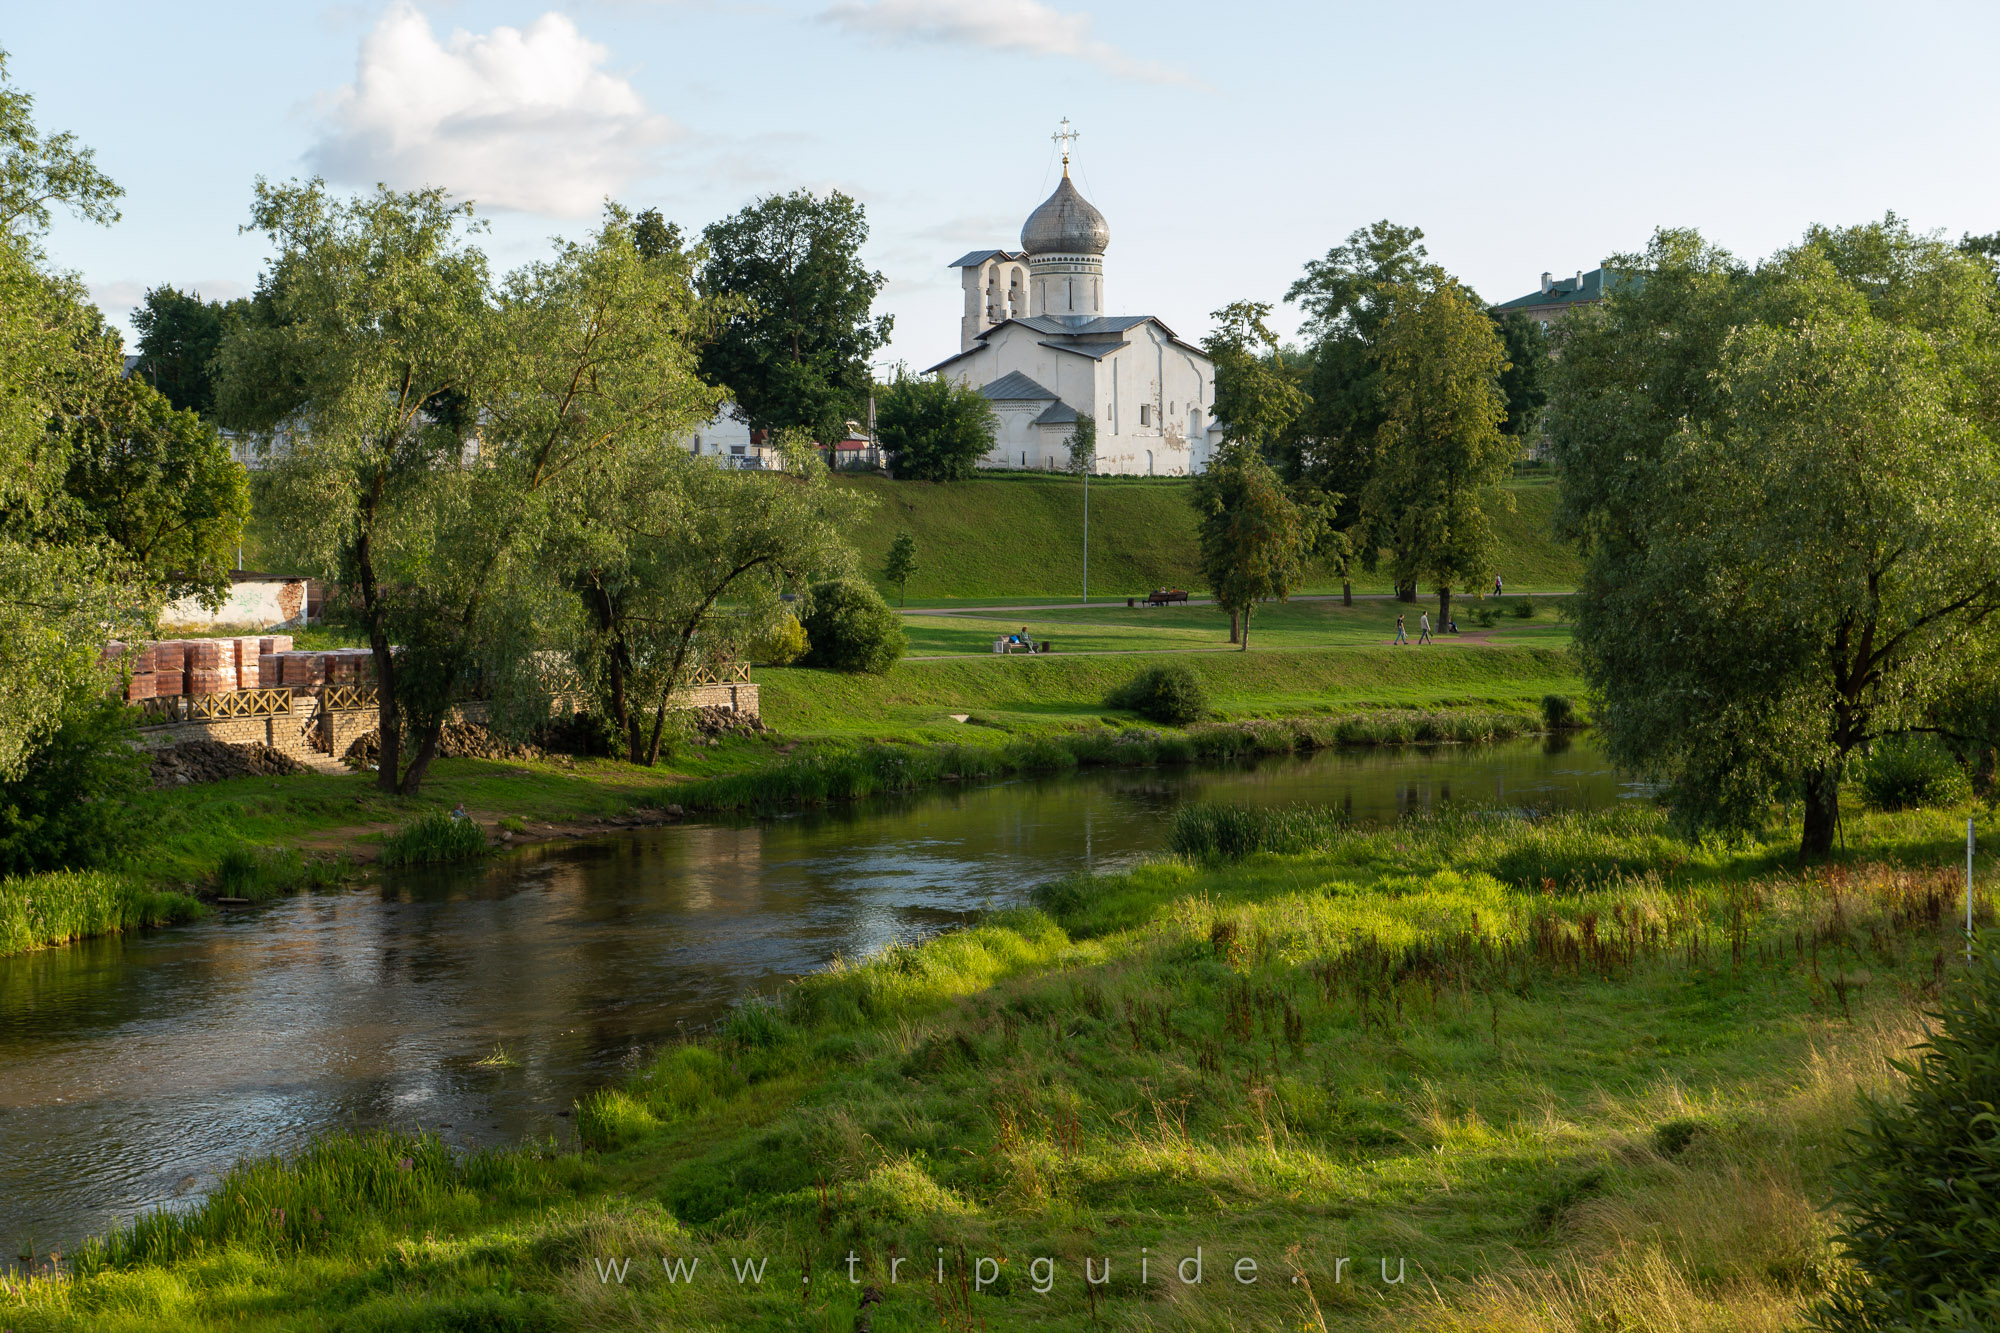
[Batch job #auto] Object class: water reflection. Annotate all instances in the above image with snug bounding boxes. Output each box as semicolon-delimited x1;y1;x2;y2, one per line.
0;736;1620;1256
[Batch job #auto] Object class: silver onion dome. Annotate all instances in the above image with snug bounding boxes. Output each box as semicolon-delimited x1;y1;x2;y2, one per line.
1020;175;1109;256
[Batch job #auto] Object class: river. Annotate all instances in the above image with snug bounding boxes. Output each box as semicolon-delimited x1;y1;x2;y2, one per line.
0;735;1630;1261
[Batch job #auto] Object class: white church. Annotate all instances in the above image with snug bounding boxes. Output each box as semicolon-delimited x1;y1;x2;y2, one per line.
926;125;1224;476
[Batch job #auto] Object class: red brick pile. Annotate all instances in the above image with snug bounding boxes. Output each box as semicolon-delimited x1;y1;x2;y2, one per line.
104;635;310;702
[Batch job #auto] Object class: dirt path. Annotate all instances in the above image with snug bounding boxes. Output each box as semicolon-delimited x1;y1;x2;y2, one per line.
902;628;1510;661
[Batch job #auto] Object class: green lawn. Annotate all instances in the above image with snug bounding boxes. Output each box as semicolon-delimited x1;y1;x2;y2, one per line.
835;473;1582;601
11;802;1986;1330
898;596;1568;656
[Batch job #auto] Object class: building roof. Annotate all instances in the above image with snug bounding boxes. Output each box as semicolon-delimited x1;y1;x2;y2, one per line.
979;371;1059;402
1041;339;1128;360
1021;174;1109;256
1032;400;1082;426
1492;266;1632;313
948;248;1027;269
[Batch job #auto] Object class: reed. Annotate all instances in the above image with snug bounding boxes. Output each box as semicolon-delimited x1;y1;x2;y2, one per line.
214;845;347;901
0;870;203;956
378;811;488;867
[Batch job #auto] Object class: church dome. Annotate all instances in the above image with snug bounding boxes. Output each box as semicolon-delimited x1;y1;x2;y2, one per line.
1020;175;1109;256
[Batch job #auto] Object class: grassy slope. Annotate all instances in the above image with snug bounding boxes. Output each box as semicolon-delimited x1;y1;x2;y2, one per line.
841;474;1583;601
10;805;1989;1331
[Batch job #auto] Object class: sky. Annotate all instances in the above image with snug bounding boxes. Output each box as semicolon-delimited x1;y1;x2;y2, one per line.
11;0;2000;370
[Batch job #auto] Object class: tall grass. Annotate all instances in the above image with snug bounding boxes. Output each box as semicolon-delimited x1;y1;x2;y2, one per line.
1;870;203;955
1169;802;1350;859
675;709;1538;814
214;845;348;901
378;811;488;867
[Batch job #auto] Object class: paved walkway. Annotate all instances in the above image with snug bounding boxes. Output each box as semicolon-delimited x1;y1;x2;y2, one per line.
902;631;1503;662
901;592;1555;617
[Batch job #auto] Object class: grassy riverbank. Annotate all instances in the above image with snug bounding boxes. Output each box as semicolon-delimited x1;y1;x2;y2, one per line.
0;644;1581;955
4;802;1989;1330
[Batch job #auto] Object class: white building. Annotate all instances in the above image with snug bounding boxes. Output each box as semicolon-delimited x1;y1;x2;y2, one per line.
680;406;785;470
925;136;1219;476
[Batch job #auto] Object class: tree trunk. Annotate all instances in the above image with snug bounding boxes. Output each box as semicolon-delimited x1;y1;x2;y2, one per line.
1799;766;1841;863
398;719;443;797
1397;581;1416;604
1438;586;1452;629
1342;579;1352;608
1228;609;1239;644
1241;612;1250;651
355;514;400;794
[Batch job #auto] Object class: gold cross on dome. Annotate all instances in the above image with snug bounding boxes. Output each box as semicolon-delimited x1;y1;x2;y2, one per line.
1052;118;1080;175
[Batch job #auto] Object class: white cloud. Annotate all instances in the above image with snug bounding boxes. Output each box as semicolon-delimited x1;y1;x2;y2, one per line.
306;4;675;218
820;0;1200;88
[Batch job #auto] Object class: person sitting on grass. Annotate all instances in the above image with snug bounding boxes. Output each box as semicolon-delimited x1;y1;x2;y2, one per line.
450;802;469;822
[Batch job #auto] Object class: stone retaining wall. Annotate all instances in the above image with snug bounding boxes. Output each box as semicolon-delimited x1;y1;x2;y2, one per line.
133;681;760;756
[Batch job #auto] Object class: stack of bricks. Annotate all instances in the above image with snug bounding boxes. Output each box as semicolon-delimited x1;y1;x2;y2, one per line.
256;634;293;690
150;642;186;698
277;651;326;689
103;642;156;702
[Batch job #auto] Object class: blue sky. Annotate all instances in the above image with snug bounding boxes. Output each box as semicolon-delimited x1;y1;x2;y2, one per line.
11;1;2000;368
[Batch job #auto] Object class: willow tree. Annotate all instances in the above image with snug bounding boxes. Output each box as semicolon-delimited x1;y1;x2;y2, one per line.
1550;219;2000;859
229;189;716;793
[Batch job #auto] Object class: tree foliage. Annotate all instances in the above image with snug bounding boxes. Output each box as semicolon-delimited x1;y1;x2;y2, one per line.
801;576;905;674
1202;300;1304;457
0;692;147;875
58;374;248;607
882;531;917;605
1549;218;2000;859
1190;448;1318;649
1364;280;1514;626
570;433;863;763
0;55;146;780
131;285;249;418
1810;941;2000;1330
875;372;995;481
698;190;891;442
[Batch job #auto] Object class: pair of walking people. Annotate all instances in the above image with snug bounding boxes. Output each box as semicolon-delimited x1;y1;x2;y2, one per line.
1393;611;1433;646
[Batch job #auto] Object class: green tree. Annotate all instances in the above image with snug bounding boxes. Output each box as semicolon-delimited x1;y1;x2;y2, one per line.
882;531;917;605
59;373;249;607
698;190;891;442
1062;412;1096;474
874;372;995;481
1549;219;2000;860
1491;309;1548;441
1282;221;1439;521
1365;280;1514;629
1202;300;1305;457
0;52;144;779
0;691;147;875
1191;448;1317;649
569;433;863;763
130;285;249;417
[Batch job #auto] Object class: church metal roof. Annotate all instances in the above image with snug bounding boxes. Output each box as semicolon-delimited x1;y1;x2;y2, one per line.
1032;400;1082;426
948;249;1027;269
1021;175;1110;256
979;371;1059;401
1040;339;1128;360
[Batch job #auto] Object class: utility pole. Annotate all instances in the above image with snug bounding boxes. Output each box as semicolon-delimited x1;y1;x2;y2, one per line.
1082;464;1089;604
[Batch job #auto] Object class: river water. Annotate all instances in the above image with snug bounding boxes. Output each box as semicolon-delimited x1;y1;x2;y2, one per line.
0;736;1629;1261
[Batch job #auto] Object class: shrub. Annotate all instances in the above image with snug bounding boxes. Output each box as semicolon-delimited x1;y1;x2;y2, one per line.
0;695;149;875
752;614;808;666
1810;939;2000;1330
1541;693;1577;729
1106;663;1208;725
1858;736;1970;812
1512;596;1537;618
800;579;905;674
379;811;488;867
1473;605;1497;627
2;870;202;955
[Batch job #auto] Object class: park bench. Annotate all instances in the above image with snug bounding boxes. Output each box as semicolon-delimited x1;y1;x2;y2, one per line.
1146;588;1189;606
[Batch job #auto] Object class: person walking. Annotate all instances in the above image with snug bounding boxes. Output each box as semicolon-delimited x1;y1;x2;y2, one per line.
1493;573;1503;597
1393;614;1408;646
1418;611;1433;645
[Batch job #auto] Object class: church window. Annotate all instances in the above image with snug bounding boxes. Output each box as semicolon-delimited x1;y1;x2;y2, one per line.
693;434;703;453
1139;405;1151;427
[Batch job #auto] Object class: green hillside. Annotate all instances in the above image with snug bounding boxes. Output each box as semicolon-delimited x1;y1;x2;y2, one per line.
839;472;1583;601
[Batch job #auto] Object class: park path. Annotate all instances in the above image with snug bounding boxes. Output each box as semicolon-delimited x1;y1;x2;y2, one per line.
901;629;1505;662
900;592;1557;617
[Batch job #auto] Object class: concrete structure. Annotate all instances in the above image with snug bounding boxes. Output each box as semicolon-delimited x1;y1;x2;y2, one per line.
160;573;310;629
926;126;1218;476
680;406;790;470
